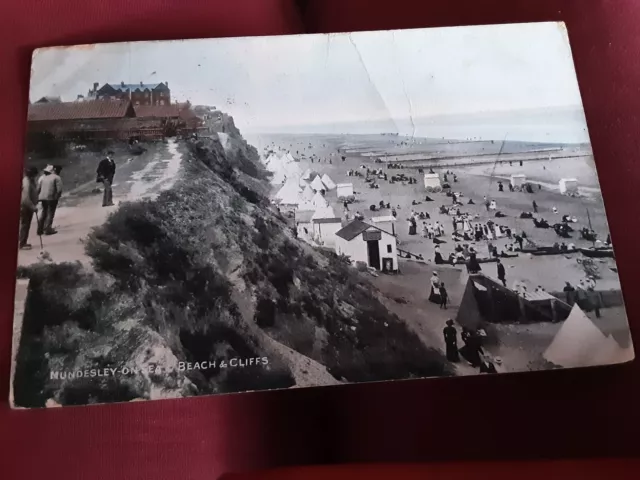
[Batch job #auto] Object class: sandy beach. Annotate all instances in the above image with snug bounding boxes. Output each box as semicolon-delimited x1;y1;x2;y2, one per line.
253;132;629;374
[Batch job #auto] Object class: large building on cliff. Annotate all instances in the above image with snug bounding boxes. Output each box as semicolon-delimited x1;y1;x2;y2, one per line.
27;99;202;142
87;81;171;106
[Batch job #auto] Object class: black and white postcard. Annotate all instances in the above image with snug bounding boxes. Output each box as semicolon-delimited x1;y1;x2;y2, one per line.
11;22;634;408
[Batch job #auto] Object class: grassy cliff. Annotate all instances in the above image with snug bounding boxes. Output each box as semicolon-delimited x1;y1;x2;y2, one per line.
13;118;450;407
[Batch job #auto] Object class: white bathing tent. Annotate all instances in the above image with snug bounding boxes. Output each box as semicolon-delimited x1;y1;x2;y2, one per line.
310;175;327;192
311;205;336;221
302;184;315;201
311;191;329;209
266;154;283;173
275;179;302;206
559;178;578;194
269;169;287;185
301;168;313;181
297;200;315;212
543;304;634;368
336;183;354;199
264;153;279;168
321;173;337;191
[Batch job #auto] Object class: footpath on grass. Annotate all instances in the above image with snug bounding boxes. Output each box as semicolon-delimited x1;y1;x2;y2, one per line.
18;141;183;268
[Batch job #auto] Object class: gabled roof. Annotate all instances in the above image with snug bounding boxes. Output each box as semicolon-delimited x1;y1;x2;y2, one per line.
336;219;394;241
313;217;342;224
335;220;372;241
28;100;134;121
35;96;61;104
102;82;166;92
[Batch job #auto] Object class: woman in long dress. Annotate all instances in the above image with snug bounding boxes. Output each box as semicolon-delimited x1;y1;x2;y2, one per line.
429;272;441;303
443;320;459;362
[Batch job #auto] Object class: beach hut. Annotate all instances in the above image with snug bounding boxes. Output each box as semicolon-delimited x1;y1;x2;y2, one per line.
336;183;355;200
559;178;579;195
296;210;315;241
371;215;397;236
334;219;398;272
310;175;327;192
313;217;343;248
321;173;337;191
423;173;442;193
510;174;526;191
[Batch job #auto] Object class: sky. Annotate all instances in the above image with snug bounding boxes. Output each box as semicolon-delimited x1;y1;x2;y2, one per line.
30;22;590;143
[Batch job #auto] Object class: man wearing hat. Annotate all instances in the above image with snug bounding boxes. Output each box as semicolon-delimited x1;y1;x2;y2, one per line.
97;150;116;207
37;164;62;236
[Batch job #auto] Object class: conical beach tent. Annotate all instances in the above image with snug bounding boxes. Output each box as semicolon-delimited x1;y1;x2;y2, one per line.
302;185;315;201
297;200;315;212
321;173;337;191
270;169;287;185
310;175;327;192
311;191;329;209
311;205;336;221
275;180;302;205
543;304;633;367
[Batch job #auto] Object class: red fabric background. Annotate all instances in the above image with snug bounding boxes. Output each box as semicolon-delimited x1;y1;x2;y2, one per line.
1;1;639;479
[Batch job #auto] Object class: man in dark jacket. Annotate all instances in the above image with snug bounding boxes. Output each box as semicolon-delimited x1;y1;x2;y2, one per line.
97;150;116;207
497;258;506;287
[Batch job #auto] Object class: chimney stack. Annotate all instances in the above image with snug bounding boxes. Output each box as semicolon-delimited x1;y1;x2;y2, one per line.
121;81;125;87
93;82;99;92
165;82;168;87
140;81;143;87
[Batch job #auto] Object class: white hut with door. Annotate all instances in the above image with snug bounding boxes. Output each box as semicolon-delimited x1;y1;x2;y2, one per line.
334;219;398;272
336;183;355;201
423;173;442;192
311;206;342;248
510;174;526;190
559;178;579;195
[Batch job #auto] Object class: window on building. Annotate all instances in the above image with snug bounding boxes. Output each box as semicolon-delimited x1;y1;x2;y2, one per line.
146;92;150;98
159;100;165;105
135;101;140;106
160;92;164;97
387;244;392;253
